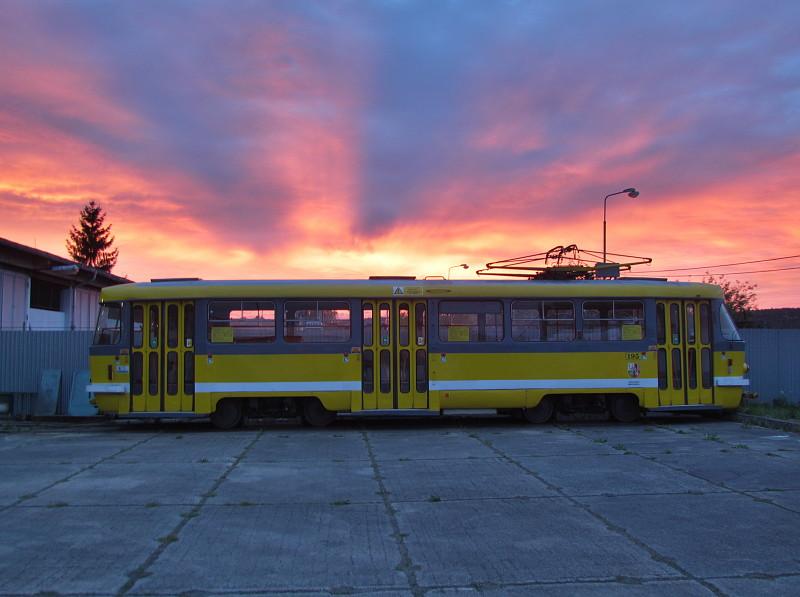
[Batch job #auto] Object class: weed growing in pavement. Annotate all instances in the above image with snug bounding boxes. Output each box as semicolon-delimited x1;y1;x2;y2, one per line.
734;444;749;449
428;495;442;502
331;500;350;506
145;502;160;508
704;434;720;442
159;533;178;544
197;458;209;463
47;502;69;508
613;444;627;451
593;438;608;444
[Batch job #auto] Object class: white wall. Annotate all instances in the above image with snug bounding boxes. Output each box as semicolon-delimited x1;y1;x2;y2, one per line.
62;287;100;330
0;269;29;330
28;308;67;330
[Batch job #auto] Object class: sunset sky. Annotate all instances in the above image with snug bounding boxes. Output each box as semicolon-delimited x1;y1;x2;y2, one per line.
1;1;798;307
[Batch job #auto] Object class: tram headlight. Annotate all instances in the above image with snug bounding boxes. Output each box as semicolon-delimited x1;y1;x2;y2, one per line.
743;362;750;374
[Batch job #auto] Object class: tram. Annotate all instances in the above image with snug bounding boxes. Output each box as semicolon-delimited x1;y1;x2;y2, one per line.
87;278;749;428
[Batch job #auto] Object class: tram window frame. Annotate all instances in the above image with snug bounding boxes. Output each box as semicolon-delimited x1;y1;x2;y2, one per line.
438;300;504;343
208;300;276;344
582;300;644;341
94;302;122;346
511;300;575;342
284;300;351;343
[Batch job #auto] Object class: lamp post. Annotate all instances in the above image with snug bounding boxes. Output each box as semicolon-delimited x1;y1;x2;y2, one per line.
603;188;639;262
448;263;469;280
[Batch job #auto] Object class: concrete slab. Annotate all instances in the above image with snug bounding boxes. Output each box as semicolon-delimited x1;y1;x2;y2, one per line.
394;498;678;587
113;431;256;463
651;450;800;491
0;463;83;505
368;430;496;461
0;436;139;463
379;457;553;501
751;490;800;513
244;430;369;462
428;579;715;595
131;503;407;594
708;576;800;596
523;454;719;497
578;493;800;578
0;505;185;595
27;462;228;506
209;460;380;505
474;427;619;457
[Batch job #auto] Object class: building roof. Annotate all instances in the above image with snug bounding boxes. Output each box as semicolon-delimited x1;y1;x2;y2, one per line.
0;236;130;288
101;278;723;301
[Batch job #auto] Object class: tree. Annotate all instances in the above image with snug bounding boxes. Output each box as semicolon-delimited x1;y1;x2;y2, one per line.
703;273;758;323
66;201;119;271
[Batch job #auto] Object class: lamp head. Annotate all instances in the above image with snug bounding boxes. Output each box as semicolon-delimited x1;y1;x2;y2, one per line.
461;264;469;269
624;188;639;198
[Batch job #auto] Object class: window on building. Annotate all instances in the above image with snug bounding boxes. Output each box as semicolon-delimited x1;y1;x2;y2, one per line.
29;278;66;311
438;301;503;342
583;300;644;341
284;301;350;343
208;300;276;343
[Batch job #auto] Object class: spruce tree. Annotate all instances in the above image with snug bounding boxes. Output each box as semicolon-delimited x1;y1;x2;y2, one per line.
66;201;119;271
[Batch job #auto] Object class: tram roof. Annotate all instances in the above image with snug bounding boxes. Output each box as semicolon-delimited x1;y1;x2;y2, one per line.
100;278;724;301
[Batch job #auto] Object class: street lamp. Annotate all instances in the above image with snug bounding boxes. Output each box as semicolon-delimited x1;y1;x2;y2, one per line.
448;263;469;279
603;188;639;262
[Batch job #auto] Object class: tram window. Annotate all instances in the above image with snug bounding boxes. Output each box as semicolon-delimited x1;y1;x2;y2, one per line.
362;349;374;393
511;301;575;341
131;352;143;395
379;349;391;392
184;304;195;349
148;305;160;349
699;303;710;344
94;303;122;345
362;304;373;346
671;348;682;389
148;352;159;396
379;304;390;346
184;351;194;394
415;304;426;346
399;349;410;393
656;303;666;345
583;301;643;341
686;304;696;344
719;304;741;341
284;301;350;343
543;302;574;341
399;304;410;347
167;304;179;349
701;348;712;389
209;300;275;343
688;348;697;389
512;301;541;341
657;348;668;390
438;301;503;342
166;352;178;395
416;349;428;392
133;305;144;348
670;304;681;344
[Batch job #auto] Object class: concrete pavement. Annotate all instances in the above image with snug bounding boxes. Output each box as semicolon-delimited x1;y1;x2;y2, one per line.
1;416;799;596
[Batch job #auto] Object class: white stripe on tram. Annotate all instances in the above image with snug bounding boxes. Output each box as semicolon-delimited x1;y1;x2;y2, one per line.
429;378;659;391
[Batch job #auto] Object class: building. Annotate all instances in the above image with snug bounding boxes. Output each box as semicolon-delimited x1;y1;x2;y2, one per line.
0;236;129;331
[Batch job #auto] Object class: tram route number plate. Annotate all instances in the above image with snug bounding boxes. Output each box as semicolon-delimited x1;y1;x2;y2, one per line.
625;352;647;360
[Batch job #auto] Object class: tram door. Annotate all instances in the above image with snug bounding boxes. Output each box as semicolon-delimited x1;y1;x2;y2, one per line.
656;300;714;406
361;300;428;410
130;301;195;412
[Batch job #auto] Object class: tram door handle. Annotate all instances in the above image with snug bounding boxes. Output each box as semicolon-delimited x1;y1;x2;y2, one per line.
107;364;113;380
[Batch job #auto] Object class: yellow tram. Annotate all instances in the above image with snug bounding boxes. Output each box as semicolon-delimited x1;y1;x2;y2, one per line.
87;278;749;428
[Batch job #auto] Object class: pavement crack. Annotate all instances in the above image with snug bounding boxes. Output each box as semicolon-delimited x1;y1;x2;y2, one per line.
0;433;159;514
361;430;423;597
116;430;263;596
466;429;730;597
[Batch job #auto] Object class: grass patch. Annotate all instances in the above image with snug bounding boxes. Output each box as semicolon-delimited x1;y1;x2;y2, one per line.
742;401;800;421
704;434;720;442
331;499;350;506
158;533;179;545
46;501;69;508
145;501;160;508
734;444;749;450
612;443;627;451
593;438;608;444
428;495;442;503
238;500;256;507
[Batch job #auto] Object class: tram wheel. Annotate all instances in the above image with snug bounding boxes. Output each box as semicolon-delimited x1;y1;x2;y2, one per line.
210;399;243;430
302;398;337;428
523;397;555;424
609;395;641;423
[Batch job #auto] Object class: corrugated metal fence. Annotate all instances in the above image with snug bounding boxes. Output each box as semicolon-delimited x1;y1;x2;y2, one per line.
741;329;800;402
0;331;92;414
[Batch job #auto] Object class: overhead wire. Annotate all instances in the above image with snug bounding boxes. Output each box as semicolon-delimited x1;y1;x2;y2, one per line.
669;265;800;278
645;254;800;273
